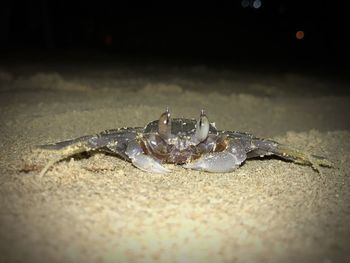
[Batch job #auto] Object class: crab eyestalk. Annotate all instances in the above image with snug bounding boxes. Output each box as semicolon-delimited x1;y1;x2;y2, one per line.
194;110;209;143
158;107;172;140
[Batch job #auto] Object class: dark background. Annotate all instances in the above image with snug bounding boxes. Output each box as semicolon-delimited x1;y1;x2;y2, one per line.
0;0;349;68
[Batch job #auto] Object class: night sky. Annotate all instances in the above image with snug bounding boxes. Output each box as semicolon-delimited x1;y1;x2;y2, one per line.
1;1;348;66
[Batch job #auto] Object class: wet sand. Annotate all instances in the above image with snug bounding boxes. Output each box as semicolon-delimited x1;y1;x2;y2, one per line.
0;62;349;263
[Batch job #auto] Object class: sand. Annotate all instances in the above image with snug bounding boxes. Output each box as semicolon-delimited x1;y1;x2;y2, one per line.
0;61;349;263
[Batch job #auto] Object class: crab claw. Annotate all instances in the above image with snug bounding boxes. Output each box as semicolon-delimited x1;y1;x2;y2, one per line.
131;154;170;173
184;152;243;173
125;139;170;173
184;142;247;173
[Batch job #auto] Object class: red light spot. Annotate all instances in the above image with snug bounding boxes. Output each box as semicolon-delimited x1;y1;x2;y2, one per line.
296;30;305;40
104;35;113;46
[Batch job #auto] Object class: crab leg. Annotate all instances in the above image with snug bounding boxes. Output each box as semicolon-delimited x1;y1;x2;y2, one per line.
269;144;333;171
185;136;332;173
37;129;139;177
38;138;96;177
246;138;333;171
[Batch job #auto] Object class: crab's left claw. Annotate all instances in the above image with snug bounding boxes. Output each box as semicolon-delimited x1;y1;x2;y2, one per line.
184;143;247;173
183;152;241;173
125;140;170;173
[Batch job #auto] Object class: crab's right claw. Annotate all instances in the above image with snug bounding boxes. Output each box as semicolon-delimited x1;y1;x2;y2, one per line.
131;154;170;173
125;140;170;174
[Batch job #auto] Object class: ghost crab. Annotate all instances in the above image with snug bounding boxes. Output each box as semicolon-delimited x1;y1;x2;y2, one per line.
38;108;332;176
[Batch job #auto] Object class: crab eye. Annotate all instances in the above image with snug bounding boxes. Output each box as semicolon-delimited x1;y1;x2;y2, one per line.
195;110;209;142
158;107;172;139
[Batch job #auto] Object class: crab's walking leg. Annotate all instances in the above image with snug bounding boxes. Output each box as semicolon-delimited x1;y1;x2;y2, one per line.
184;143;247;173
271;143;333;170
39;141;90;178
248;139;333;171
125;140;170;173
38;136;98;177
37;128;142;177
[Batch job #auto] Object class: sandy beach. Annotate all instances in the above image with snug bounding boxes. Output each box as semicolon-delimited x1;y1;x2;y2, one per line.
0;60;349;263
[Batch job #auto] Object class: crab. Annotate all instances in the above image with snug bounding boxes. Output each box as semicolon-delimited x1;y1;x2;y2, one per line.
38;108;332;176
